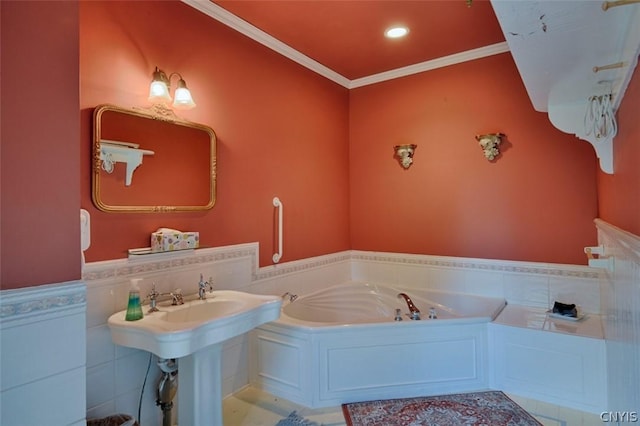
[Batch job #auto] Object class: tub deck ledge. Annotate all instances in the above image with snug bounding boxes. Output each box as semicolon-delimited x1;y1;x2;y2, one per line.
492;304;604;339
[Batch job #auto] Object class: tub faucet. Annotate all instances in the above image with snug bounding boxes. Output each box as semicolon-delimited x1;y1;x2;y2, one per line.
198;274;214;300
281;292;298;302
397;292;421;320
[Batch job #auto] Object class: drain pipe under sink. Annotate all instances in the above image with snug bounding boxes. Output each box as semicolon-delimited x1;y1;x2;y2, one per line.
156;358;178;426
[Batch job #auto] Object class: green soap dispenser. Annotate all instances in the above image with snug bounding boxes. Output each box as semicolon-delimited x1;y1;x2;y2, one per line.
125;278;144;321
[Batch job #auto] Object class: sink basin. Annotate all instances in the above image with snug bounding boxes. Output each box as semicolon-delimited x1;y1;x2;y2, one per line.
108;290;281;359
163;299;244;323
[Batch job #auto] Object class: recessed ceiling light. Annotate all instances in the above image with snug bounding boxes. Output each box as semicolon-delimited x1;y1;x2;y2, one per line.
385;26;409;39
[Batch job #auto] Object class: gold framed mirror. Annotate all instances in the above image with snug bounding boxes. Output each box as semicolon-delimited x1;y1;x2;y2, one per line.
92;104;216;213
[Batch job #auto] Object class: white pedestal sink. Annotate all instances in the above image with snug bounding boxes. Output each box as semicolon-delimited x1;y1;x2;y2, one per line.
108;290;281;425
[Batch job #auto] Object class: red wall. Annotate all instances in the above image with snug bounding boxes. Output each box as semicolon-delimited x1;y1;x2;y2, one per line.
349;53;599;265
597;65;640;236
5;1;636;290
1;1;81;289
80;1;351;265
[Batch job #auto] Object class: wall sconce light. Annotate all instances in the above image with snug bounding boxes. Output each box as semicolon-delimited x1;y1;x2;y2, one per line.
475;133;504;161
148;66;196;110
394;144;417;169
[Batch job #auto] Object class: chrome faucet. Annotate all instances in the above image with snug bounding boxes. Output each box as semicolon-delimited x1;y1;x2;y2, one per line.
397;292;421;320
281;292;298;302
147;284;184;313
198;274;214;300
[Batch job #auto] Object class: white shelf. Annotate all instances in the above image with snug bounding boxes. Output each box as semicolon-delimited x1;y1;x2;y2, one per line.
491;0;640;174
99;139;154;186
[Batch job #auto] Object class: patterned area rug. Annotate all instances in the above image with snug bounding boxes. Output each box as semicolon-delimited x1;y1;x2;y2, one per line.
342;391;542;426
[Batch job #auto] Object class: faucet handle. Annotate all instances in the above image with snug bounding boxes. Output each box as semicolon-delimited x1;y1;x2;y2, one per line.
147;284;160;312
147;284;160;299
171;288;184;305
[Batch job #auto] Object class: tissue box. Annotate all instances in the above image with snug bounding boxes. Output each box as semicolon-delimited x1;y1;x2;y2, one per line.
151;230;199;252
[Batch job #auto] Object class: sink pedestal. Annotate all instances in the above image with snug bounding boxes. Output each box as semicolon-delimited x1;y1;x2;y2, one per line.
107;290;282;425
178;343;223;425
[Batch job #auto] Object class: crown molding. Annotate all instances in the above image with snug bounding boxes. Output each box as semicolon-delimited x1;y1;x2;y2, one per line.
182;0;351;88
182;1;510;89
349;42;510;89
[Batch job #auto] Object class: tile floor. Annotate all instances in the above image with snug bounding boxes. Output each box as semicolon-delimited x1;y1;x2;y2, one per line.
222;387;604;426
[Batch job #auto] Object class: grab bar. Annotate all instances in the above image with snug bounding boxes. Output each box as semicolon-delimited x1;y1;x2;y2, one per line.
273;197;283;263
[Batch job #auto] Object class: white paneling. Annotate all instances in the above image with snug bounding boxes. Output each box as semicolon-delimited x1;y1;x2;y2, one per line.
1;368;86;426
503;273;549;307
82;243;609;420
428;267;468;293
249;327;311;406
464;269;505;298
549;276;601;314
491;324;606;413
1;313;85;390
255;336;304;388
324;338;477;392
115;351;152;395
221;336;249;397
87;324;115;368
85;281;118;328
350;259;397;284
351;250;599;312
0;281;86;426
396;264;431;288
86;363;115;409
596;219;640;414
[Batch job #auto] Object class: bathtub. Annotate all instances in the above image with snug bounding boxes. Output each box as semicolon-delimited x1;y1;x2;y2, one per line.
249;281;506;408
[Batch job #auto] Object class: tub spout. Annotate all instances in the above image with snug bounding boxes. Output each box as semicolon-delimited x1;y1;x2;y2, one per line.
397;292;421;320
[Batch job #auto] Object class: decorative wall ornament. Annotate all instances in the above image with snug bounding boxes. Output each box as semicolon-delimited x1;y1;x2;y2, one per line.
475;133;504;161
394;144;417;169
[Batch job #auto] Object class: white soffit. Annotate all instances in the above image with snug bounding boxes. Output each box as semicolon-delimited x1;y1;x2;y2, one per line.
182;0;510;89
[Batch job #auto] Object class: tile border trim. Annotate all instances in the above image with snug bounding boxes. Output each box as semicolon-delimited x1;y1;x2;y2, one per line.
0;280;86;323
82;243;600;285
350;251;600;279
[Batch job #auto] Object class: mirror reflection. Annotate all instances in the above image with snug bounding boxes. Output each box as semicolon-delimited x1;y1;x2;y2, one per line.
92;104;216;212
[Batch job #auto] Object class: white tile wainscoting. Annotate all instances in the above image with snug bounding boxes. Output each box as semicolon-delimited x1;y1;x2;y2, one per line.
83;243;351;425
3;218;637;425
596;219;640;417
0;281;87;426
81;241;607;423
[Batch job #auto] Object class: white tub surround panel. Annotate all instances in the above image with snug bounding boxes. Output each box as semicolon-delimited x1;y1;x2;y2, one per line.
596;219;640;415
249;326;313;405
0;281;87;426
251;321;490;408
490;304;606;414
489;322;606;414
351;251;601;312
317;322;489;406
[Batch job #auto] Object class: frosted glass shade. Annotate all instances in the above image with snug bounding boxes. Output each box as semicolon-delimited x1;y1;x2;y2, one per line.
172;78;196;110
148;80;172;104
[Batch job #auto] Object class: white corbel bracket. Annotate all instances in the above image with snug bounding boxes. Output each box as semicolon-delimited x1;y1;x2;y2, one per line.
99;139;154;186
584;245;615;271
